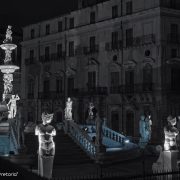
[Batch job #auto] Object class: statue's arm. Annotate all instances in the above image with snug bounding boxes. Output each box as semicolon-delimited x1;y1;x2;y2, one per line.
35;126;39;135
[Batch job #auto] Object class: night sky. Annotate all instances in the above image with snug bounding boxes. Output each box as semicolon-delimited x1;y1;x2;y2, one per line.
0;0;77;28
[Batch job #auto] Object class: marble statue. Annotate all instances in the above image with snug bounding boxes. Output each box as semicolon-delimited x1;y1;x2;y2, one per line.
89;102;95;119
35;112;56;179
3;73;13;95
64;97;73;120
164;115;179;151
139;114;152;148
152;116;179;174
86;102;97;125
3;25;12;43
7;94;20;119
4;49;12;63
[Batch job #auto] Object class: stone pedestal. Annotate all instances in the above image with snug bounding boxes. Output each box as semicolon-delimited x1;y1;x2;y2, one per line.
63;120;69;134
38;155;54;179
152;150;179;179
95;144;106;163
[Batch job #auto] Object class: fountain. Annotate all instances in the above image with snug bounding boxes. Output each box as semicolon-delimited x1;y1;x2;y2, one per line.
0;25;20;155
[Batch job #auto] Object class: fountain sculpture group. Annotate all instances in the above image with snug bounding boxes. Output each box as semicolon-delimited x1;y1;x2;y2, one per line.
0;26;20;155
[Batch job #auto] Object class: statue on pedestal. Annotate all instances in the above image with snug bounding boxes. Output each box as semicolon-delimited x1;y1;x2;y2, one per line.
35;112;56;179
139;114;152;148
7;94;20;119
64;97;73;120
164;115;179;151
3;25;12;43
152;115;179;173
86;102;97;125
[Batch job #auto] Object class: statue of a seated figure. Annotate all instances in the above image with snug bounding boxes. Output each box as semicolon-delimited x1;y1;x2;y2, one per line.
164;115;179;151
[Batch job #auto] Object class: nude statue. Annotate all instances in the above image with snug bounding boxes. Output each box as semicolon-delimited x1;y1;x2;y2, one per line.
65;97;73;120
164;115;179;151
7;94;20;119
35;112;56;156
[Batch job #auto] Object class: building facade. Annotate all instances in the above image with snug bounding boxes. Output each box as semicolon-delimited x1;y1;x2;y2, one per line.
21;0;180;142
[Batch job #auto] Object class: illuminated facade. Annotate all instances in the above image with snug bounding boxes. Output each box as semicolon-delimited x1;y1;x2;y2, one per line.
21;0;180;142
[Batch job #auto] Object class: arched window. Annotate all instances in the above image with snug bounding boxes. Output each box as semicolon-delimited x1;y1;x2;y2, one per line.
126;110;134;136
143;64;152;91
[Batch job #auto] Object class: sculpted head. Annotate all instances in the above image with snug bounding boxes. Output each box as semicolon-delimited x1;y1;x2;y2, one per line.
42;112;54;124
167;115;176;126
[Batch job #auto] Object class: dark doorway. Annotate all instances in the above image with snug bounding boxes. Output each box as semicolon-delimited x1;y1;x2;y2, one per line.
111;111;119;132
126;110;134;136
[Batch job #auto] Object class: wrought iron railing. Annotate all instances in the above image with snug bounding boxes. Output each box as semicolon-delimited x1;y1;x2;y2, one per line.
167;33;180;44
72;87;108;96
110;83;154;94
83;45;99;55
25;58;36;65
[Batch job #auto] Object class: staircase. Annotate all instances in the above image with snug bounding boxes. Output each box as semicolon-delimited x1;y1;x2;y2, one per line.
24;129;93;169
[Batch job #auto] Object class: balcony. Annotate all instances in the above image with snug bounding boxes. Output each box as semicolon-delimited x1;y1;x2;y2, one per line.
83;45;99;55
38;91;64;99
167;33;180;44
25;58;36;65
105;41;123;51
73;87;108;96
110;83;154;94
39;53;64;63
126;34;155;47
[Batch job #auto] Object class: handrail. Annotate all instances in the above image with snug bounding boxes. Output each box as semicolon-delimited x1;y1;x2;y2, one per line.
68;121;96;159
102;126;127;145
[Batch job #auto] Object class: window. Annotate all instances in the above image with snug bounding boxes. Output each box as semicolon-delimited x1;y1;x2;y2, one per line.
56;78;63;93
112;31;119;50
30;29;35;39
45;47;50;60
126;1;132;15
28;79;34;97
111;72;120;87
58;21;63;32
112;5;118;18
110;72;120;93
90;36;96;52
170;24;178;42
57;44;63;57
90;11;95;24
170;0;176;8
88;71;96;88
30;50;34;60
171;67;180;91
46;24;50;35
125;70;134;93
171;48;177;58
69;17;74;29
126;28;133;47
143;64;153;91
43;80;50;93
67;77;74;95
69;41;74;57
